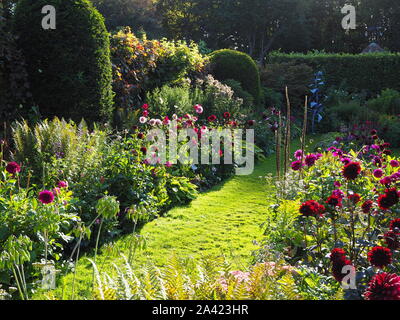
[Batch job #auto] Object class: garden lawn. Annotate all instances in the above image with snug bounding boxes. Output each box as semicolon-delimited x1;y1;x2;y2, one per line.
37;137;319;300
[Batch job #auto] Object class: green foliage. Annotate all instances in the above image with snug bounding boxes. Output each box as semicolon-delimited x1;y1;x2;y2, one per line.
111;27;207;111
0;165;80;297
145;75;244;118
261;62;314;109
92;255;301;300
209;49;262;106
366;89;400;115
12;118;108;186
14;0;114;122
268;51;400;95
0;12;32;121
222;79;255;108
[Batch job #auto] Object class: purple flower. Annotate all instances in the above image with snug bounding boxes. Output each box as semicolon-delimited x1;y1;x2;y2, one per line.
305;154;318;166
39;190;55;204
390;160;400;168
290;160;303;171
57;181;68;188
294;150;303;160
373;169;384;178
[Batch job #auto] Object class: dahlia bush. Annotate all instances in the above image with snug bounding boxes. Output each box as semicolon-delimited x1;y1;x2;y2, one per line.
276;130;400;299
0;160;81;299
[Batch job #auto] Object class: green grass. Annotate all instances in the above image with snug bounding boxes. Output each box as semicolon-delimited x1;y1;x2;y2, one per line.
35;136;320;300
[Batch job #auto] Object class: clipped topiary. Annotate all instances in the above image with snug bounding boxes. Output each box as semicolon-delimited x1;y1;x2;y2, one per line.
209;49;262;105
14;0;114;122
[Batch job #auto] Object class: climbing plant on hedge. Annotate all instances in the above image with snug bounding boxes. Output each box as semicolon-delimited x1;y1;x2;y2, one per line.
209;49;262;106
14;0;114;123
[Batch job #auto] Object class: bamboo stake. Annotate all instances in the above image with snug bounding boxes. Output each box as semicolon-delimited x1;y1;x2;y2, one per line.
283;86;291;177
301;96;308;157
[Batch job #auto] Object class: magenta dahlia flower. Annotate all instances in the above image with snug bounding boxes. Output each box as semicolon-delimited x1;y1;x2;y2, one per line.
6;162;21;174
57;181;68;188
39;190;55;205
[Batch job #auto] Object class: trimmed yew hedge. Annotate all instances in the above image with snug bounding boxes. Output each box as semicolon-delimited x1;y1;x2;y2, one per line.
14;0;114;123
268;52;400;95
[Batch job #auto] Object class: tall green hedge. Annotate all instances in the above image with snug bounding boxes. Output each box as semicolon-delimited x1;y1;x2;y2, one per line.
14;0;114;122
268;52;400;95
209;49;262;105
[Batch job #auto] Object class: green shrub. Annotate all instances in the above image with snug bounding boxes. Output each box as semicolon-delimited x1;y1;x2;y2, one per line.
263;87;283;108
260;62;314;109
0;15;32;121
222;79;254;108
144;75;244;119
209;49;262;105
366;89;400;115
111;28;207;111
145;85;193;116
378;114;400;147
268;51;400;95
14;0;114;122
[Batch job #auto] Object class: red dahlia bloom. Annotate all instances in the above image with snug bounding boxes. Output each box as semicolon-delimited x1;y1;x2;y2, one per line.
299;200;325;217
348;193;361;204
361;200;374;213
368;246;392;269
330;248;346;262
326;194;342;207
342;162;362;180
390;219;400;232
364;273;400;300
140;147;147;154
223;112;231;119
332;256;353;282
378;188;399;210
6;162;21;174
39;190;55;205
384;231;400;250
208;115;217;122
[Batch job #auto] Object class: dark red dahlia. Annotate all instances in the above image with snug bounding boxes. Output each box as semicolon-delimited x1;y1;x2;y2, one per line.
140;147;147;154
368;246;392;268
364;273;400;300
6;162;21;174
223;112;231;119
247;120;255;126
370;129;378;135
330;248;346;262
378;188;399;210
348;193;361;204
384;231;400;250
390;219;400;232
361;200;374;213
290;160;303;171
326;194;342;207
38;190;55;205
137;133;145;139
305;154;318;167
299;200;325;217
342;162;362;180
332;256;353;282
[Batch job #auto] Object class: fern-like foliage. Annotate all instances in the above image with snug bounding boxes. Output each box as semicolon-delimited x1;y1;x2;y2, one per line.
90;255;303;300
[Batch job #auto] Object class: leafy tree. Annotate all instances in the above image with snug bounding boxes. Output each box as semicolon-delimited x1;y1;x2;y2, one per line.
90;0;163;38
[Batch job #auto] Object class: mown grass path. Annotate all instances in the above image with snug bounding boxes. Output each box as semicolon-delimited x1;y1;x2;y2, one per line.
41;137;318;299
